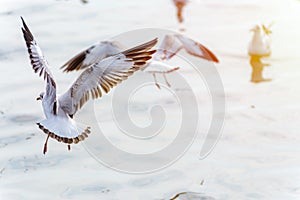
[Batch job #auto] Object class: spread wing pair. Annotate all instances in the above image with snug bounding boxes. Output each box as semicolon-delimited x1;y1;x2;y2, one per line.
61;34;219;89
21;17;157;154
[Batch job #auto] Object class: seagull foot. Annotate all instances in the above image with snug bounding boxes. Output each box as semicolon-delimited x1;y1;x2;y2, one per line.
163;74;171;87
43;134;50;155
152;73;161;89
166;81;171;87
68;145;71;151
43;144;47;154
155;83;161;89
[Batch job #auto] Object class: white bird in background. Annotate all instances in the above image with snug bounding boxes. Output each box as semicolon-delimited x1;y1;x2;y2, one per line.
61;34;219;89
21;17;157;154
248;24;272;57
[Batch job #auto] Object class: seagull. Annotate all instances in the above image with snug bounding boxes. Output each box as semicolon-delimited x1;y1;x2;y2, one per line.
61;34;219;89
248;24;272;57
21;17;157;154
172;0;189;23
143;34;219;88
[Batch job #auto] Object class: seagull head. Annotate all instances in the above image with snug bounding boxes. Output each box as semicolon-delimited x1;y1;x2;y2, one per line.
36;92;45;101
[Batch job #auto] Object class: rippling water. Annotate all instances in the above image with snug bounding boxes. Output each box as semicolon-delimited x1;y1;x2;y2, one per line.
1;0;300;199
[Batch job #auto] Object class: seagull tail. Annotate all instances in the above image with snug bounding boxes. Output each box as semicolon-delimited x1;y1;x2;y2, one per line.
36;118;91;144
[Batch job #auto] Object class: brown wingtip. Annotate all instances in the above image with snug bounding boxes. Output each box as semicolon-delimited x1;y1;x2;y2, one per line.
60;51;87;72
20;16;25;25
120;38;158;69
20;16;31;35
122;38;158;55
200;44;219;63
191;43;219;63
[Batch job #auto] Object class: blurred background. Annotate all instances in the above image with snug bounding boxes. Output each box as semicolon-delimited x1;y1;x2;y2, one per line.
0;0;300;199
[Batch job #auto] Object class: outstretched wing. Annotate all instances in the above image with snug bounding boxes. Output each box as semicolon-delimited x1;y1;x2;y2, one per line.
175;34;219;63
155;34;183;61
21;17;57;114
59;38;157;116
61;41;121;72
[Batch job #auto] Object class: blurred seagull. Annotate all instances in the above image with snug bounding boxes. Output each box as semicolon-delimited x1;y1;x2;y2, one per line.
173;0;189;23
248;24;272;57
143;34;219;88
61;34;219;89
21;17;157;154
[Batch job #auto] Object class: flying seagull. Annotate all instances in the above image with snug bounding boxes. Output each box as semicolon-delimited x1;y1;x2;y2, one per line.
172;0;189;23
21;17;157;154
61;34;218;89
142;34;219;88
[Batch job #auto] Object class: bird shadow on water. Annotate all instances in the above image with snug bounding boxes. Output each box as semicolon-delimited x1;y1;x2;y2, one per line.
9;114;40;124
0;133;36;148
56;0;89;4
169;192;216;200
5;154;70;173
60;183;118;198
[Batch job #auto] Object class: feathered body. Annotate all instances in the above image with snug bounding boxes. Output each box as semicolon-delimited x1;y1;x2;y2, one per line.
61;34;219;88
248;24;272;57
21;17;157;153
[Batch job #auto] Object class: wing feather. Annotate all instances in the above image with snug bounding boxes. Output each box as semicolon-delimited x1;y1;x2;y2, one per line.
61;41;121;72
175;34;219;63
154;34;183;61
59;38;158;115
21;17;57;114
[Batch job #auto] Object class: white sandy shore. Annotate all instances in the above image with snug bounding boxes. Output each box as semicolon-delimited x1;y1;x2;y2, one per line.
0;0;300;199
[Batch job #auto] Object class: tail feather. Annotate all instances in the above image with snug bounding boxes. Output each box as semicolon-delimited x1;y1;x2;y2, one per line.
37;118;90;144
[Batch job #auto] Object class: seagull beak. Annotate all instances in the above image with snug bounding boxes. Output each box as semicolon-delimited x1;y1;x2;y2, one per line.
36;96;41;101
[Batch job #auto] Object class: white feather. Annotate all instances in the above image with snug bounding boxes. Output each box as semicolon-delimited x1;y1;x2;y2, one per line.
248;25;271;56
82;41;120;67
39;117;85;138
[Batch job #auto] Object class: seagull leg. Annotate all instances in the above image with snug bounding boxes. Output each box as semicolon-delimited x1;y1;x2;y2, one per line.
43;134;50;154
175;2;184;23
68;145;71;151
163;73;171;87
152;73;161;89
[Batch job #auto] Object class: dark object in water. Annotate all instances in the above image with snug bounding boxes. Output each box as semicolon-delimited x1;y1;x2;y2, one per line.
170;192;216;200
